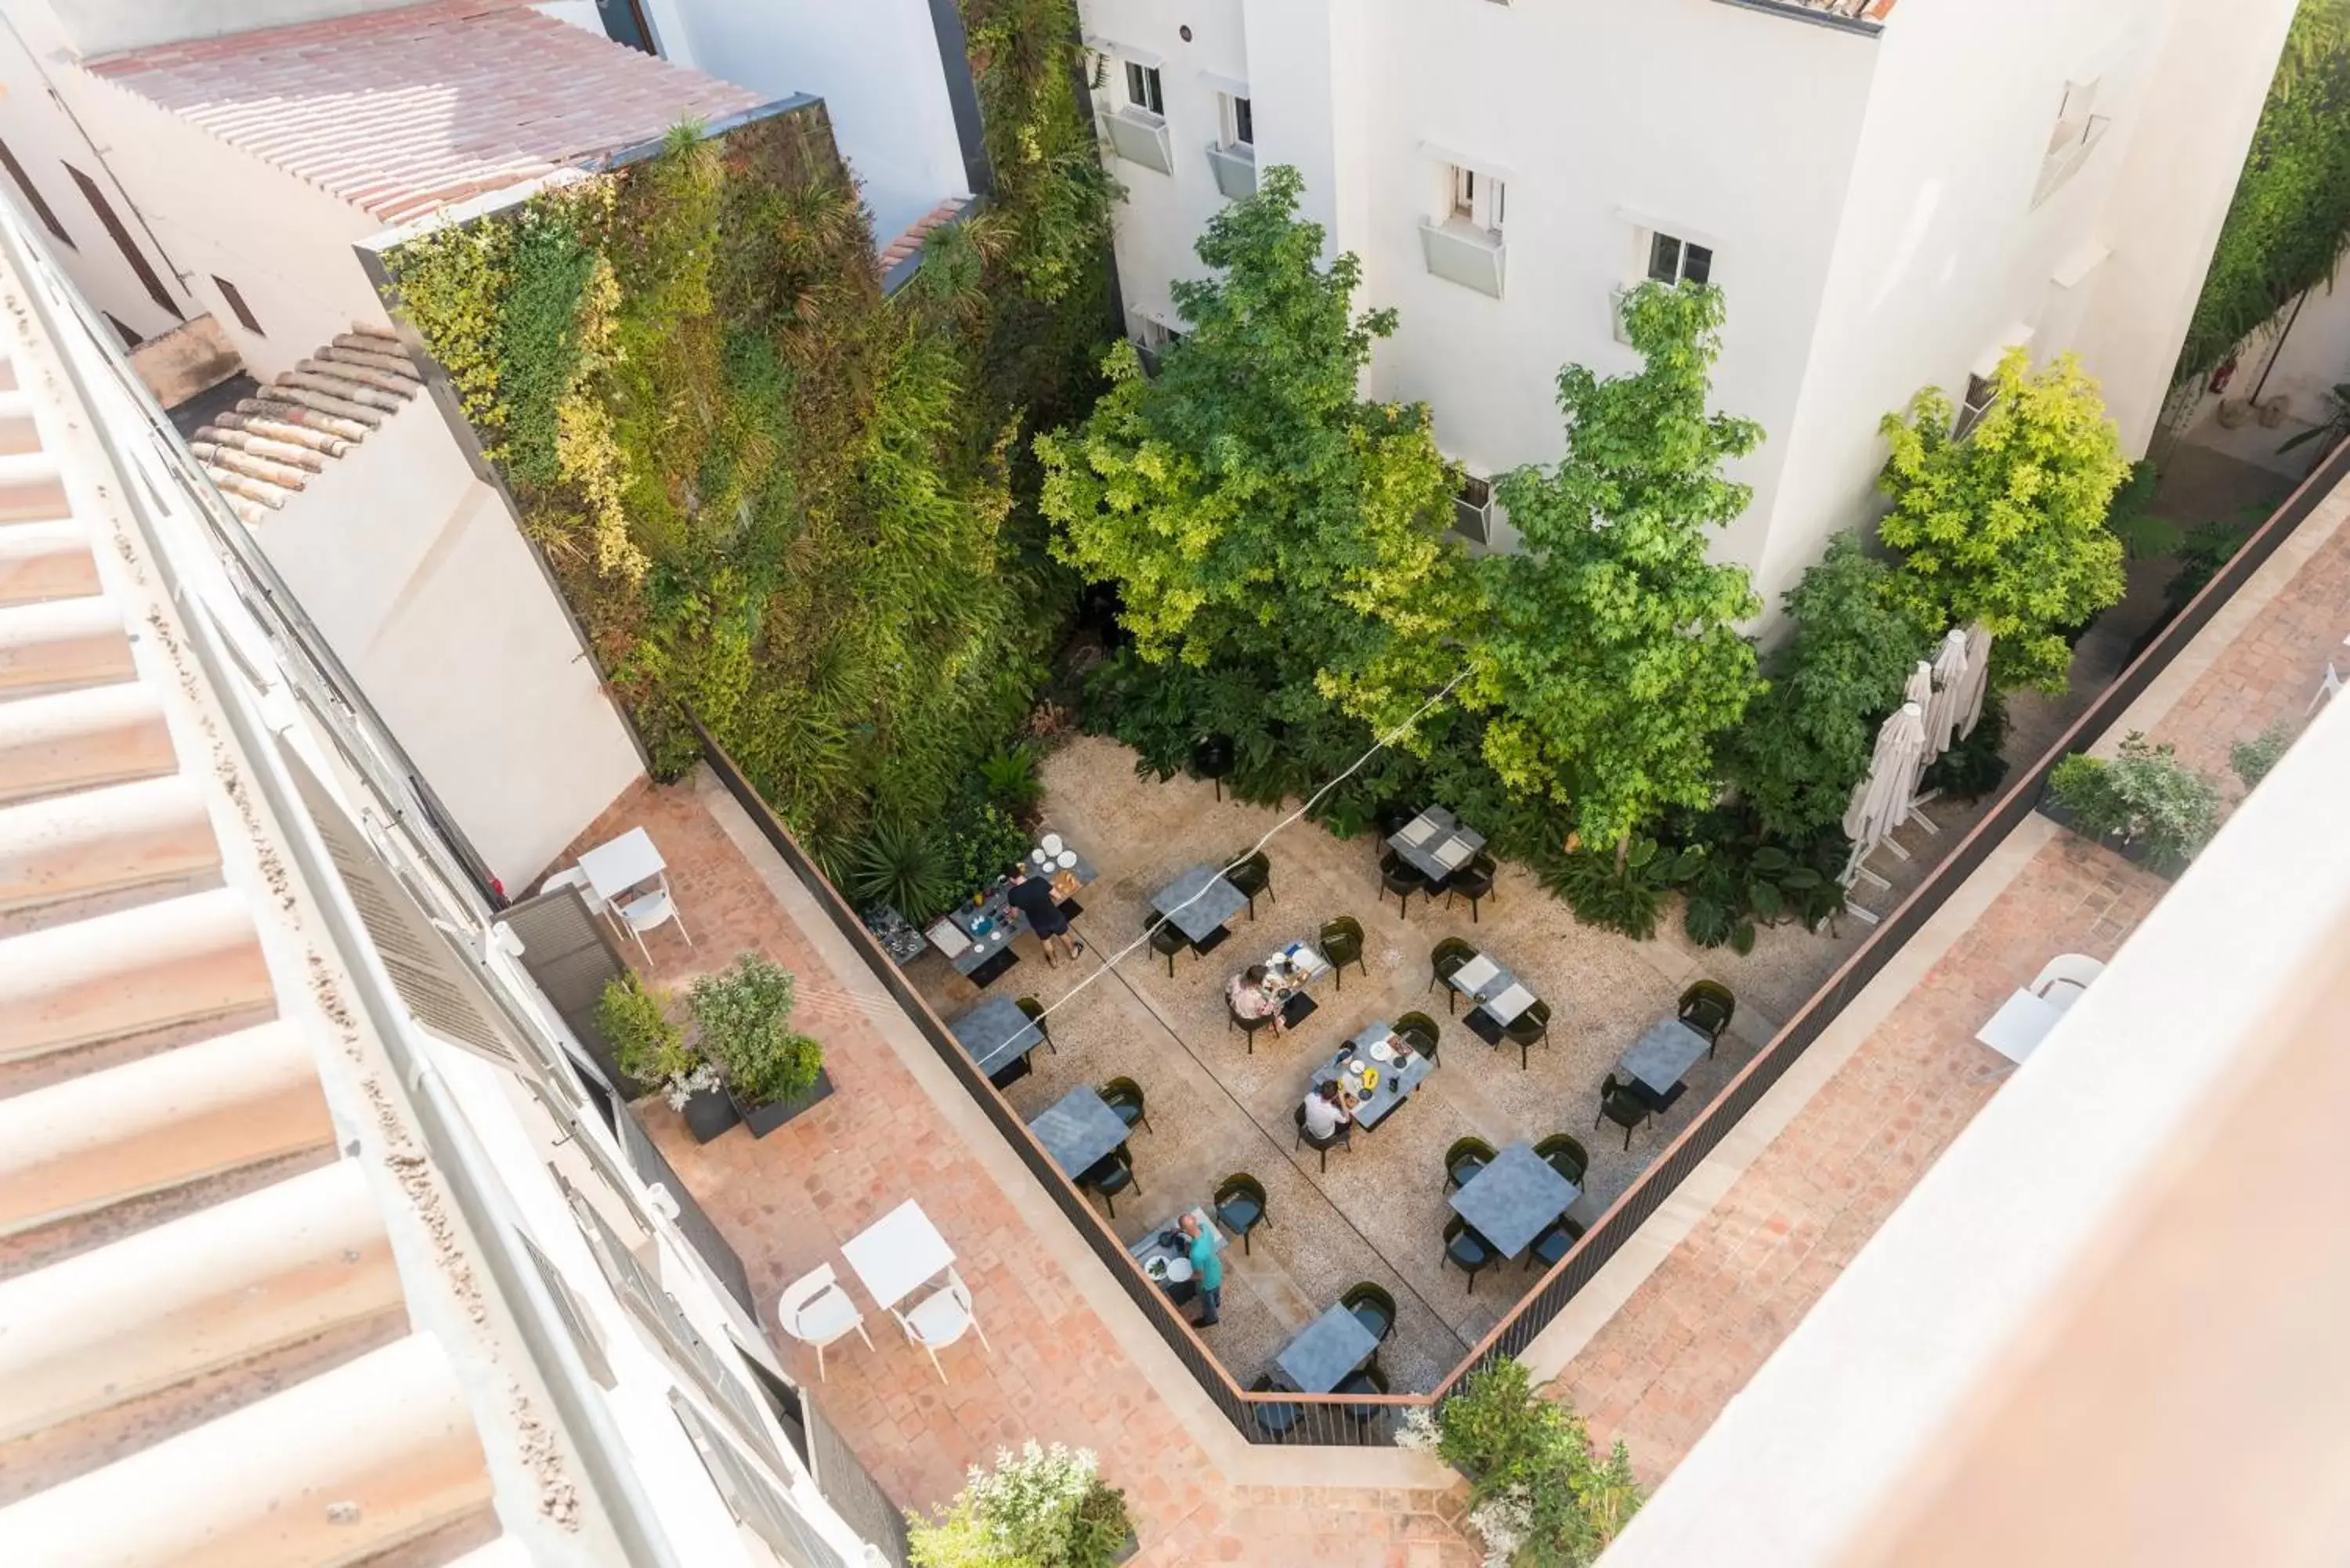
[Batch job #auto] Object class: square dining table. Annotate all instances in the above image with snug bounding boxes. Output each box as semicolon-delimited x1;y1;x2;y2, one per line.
1028;1086;1130;1177
1274;1303;1380;1394
840;1198;955;1311
577;826;664;902
949;994;1043;1079
1149;864;1249;945
1312;1021;1435;1131
1618;1017;1712;1109
1387;806;1486;884
1449;1142;1579;1259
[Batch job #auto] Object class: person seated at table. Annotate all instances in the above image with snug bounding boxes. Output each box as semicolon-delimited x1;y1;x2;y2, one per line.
1173;1212;1224;1327
1004;862;1084;966
1226;963;1288;1035
1300;1079;1352;1141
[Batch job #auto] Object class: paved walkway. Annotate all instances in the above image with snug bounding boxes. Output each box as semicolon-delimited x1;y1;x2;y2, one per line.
1543;470;2350;1485
566;774;1477;1568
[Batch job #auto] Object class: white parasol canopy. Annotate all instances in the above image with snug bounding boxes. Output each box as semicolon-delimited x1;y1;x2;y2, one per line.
1902;659;1939;763
1924;629;1971;757
1955;623;1994;739
1842;701;1929;854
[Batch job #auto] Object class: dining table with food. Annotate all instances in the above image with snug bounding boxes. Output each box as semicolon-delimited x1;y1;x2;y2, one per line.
924;832;1096;987
1131;1205;1226;1295
1308;1020;1435;1132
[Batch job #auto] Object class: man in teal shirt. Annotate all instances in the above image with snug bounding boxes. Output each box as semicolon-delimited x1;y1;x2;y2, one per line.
1176;1212;1223;1326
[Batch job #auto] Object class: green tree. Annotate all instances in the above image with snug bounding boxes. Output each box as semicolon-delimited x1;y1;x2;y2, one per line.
1726;533;1929;839
1036;164;1470;735
1471;281;1763;853
1877;348;2128;694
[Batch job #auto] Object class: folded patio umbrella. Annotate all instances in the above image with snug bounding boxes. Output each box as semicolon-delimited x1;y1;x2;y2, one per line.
1924;628;1971;758
1903;659;1940;764
1842;701;1929;856
1956;622;1994;739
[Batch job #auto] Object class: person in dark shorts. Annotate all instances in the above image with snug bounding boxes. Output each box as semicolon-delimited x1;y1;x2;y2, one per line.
1004;862;1084;965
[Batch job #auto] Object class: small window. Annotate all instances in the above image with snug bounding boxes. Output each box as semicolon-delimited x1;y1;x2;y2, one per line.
2034;79;2110;207
1125;61;1163;116
1952;372;2000;440
1454;475;1495;544
64;163;181;321
213;275;263;337
102;312;143;350
519;1234;616;1388
1448;167;1505;237
671;1393;848;1568
0;137;70;248
1220;93;1254;150
1647;230;1713;287
1133;313;1184;374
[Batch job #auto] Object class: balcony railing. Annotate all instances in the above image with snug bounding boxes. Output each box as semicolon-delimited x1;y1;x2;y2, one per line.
1103;106;1174;175
1206;142;1257;201
1420;219;1506;298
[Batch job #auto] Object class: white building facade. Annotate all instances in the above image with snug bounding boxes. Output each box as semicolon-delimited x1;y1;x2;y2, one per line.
1079;0;2298;612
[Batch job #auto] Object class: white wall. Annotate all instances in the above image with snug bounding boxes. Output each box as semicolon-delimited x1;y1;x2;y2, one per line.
253;390;645;892
657;0;967;245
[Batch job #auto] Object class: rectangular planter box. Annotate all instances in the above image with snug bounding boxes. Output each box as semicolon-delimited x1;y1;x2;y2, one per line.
678;1082;742;1143
730;1067;837;1138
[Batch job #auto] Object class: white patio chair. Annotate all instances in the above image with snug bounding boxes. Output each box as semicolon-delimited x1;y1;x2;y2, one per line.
2310;663;2344;715
891;1267;991;1383
538;863;609;916
2030;953;2106;1012
776;1264;872;1382
616;877;691;961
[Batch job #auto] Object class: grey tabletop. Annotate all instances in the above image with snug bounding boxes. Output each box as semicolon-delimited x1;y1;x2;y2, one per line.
1387;806;1487;884
1274;1302;1380;1394
1447;952;1517;1005
1311;1021;1434;1132
1620;1018;1712;1096
1150;864;1249;944
1449;1141;1578;1259
1130;1205;1227;1280
942;845;1098;975
949;994;1043;1077
1029;1086;1130;1177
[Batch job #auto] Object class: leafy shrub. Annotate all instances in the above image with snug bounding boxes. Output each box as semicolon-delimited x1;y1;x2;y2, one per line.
1418;1362;1643;1568
1918;688;2010;801
2230;719;2295;790
1535;840;1680;941
944;797;1036;898
844;817;957;923
595;973;705;1101
2048;733;2223;873
2163;520;2251;619
689;952;822;1107
907;1442;1132;1568
978;744;1043;820
1670;811;1845;952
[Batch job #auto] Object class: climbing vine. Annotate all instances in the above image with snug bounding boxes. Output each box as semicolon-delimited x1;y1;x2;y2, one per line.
384;25;1115;865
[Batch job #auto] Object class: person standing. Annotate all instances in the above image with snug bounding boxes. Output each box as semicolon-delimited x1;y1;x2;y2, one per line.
1177;1212;1223;1327
1004;861;1084;966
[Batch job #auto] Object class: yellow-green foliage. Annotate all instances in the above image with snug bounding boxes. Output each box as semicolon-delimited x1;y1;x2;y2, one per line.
382;77;1112;856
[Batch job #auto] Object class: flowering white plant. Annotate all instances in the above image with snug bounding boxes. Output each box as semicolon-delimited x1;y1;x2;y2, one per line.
1466;1486;1534;1568
1394;1405;1443;1454
663;1061;721;1111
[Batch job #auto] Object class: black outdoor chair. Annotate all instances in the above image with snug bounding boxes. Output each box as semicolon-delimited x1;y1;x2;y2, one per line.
1191;733;1235;800
1336;1362;1391;1428
1442;1216;1499;1295
1429;937;1478;1013
1679;979;1737;1057
1100;1076;1152;1136
1379;850;1430;918
1444;1135;1497;1192
1504;999;1552;1071
1295;1102;1352;1172
1215;1172;1271;1254
1227;994;1278;1053
1226;851;1274;919
1595;1072;1655;1151
1444;854;1498;923
1376;802;1420;840
1341;1281;1397;1349
1534;1133;1590;1187
1077;1146;1140;1218
1318;916;1368;989
1015;995;1056;1054
1147;918;1190;978
1248;1375;1301;1440
1525;1213;1589;1271
1395;1010;1441;1065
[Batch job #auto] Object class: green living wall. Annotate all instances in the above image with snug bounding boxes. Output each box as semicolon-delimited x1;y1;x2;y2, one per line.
381;4;1115;882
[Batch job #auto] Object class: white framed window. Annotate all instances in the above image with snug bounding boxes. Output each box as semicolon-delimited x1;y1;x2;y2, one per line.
1219;92;1253;150
1125;60;1164;116
1448;165;1505;237
2034;78;2110;208
1952;372;2000;440
1454;475;1496;544
1647;229;1713;287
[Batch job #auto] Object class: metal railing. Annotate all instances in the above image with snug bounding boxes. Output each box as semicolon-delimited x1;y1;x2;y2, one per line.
700;430;2350;1446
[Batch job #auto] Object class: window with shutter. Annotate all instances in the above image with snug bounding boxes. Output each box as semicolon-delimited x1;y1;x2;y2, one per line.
671;1392;849;1568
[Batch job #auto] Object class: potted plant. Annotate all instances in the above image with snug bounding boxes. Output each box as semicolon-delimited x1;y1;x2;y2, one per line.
907;1442;1136;1567
2046;732;2222;876
689;952;830;1137
1398;1361;1643;1566
596;973;737;1142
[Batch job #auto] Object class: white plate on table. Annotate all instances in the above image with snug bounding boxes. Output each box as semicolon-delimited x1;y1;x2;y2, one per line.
1165;1257;1193;1284
1057;850;1078;869
1147;1257;1170;1281
1042;833;1065;855
1368;1039;1394;1062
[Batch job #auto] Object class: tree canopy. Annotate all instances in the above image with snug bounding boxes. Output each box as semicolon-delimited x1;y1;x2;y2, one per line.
1471;281;1764;849
1876;347;2128;692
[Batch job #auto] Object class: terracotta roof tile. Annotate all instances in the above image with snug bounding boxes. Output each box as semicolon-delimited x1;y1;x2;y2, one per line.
193;327;419;522
880;196;972;269
84;0;766;225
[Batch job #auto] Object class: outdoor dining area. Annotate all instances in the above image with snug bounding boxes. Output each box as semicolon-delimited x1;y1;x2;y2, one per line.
893;752;1766;1398
776;1198;989;1384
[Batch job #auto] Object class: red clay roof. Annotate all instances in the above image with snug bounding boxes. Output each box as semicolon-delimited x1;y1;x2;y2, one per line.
85;0;768;226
